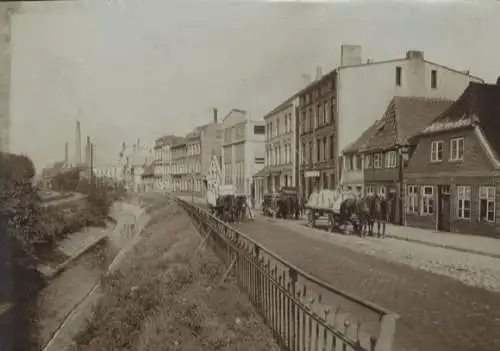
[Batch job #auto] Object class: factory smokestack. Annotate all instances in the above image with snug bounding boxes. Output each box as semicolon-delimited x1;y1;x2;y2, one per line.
85;136;91;167
64;142;68;164
75;120;82;165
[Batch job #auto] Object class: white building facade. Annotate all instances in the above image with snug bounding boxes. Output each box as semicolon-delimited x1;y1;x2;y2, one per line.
221;109;265;195
264;96;299;192
336;45;484;187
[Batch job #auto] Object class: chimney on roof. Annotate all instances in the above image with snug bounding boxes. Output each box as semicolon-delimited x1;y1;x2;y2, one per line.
213;108;218;123
315;66;323;81
406;50;424;60
496;76;500;86
340;44;362;66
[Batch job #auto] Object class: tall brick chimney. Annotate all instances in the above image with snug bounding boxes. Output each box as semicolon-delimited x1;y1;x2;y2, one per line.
64;142;68;164
213;108;218;123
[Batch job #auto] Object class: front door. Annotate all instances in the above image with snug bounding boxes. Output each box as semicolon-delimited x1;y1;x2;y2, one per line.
438;185;451;232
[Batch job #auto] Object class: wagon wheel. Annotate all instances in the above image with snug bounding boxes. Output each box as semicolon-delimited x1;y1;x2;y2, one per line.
328;213;336;233
308;210;316;228
307;211;313;227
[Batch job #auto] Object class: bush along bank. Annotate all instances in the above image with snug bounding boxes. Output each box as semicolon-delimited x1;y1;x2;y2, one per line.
0;153;116;304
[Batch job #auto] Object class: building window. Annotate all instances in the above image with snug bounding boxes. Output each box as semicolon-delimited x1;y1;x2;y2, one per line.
421;185;434;215
366;185;375;195
431;69;438;89
316;139;321;162
255;157;264;165
276;119;280;136
316;104;320;128
457;185;471;220
374;153;382;168
430;140;444;162
269;122;273;138
396;66;402;86
407;185;418;213
330;97;335;124
330;135;335;159
323;137;327;161
479;186;495;223
254;125;265;135
385;151;397;168
378;186;386;198
324;101;329;124
364;154;373;168
450;137;464;161
356;155;362;170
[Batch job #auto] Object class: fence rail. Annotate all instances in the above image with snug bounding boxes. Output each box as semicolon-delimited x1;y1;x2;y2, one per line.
176;198;399;351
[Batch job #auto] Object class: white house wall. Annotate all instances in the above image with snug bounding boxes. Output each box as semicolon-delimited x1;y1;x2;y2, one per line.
337;60;483;157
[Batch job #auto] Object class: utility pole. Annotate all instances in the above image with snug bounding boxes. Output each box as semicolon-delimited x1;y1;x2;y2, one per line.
90;142;95;187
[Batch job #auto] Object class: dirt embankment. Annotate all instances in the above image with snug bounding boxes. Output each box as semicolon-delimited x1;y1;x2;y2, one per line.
74;199;279;351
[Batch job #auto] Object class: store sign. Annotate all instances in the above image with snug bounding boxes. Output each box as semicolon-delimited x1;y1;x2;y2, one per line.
305;171;320;178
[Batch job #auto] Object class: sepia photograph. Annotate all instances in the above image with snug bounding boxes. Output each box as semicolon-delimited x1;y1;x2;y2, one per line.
1;0;499;350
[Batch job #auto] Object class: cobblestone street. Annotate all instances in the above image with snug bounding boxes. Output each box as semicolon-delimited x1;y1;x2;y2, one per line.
229;218;500;351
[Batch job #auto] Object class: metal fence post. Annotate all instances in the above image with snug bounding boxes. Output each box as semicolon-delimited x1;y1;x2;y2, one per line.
375;313;397;351
254;244;261;312
288;267;298;351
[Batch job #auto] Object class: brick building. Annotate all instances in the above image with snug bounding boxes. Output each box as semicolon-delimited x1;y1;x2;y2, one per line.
405;81;500;237
299;68;337;196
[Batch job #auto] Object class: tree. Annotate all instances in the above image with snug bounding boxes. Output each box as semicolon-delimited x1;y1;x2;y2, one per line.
52;168;81;192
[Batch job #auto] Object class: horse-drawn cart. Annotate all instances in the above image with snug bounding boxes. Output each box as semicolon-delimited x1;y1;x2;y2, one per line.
306;189;360;234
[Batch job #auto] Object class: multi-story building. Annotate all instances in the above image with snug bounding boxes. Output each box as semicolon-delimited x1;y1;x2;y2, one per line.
186;127;202;194
299;68;337;196
119;139;155;193
300;45;484;197
221;109;265;195
264;96;299;193
171;138;188;192
153;134;183;192
405;81;500;237
199;109;224;190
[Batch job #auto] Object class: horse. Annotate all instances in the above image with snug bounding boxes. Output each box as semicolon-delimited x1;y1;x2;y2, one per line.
233;195;247;222
372;195;390;238
354;194;376;237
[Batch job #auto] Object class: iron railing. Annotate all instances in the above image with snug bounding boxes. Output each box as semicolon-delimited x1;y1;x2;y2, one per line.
177;198;399;351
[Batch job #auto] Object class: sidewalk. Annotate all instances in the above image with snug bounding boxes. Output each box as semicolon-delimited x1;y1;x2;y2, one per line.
384;223;500;259
270;214;500;259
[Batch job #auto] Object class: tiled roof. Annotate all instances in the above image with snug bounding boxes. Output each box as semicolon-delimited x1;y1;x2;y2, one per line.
156;134;183;146
342;119;383;154
359;96;453;152
420;82;500;160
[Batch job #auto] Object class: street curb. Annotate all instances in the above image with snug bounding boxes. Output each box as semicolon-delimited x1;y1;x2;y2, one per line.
258;214;500;260
385;234;500;260
47;235;109;280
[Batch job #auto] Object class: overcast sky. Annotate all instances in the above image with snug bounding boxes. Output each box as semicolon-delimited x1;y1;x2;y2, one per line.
9;0;500;171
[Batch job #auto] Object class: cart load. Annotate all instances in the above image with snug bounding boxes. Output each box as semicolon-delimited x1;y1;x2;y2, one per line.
306;188;355;213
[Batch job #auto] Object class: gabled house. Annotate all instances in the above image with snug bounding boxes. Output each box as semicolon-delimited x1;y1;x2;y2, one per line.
358;96;453;224
405;81;500;237
340;120;383;196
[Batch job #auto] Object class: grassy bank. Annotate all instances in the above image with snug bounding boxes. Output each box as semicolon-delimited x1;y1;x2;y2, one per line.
74;200;279;351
